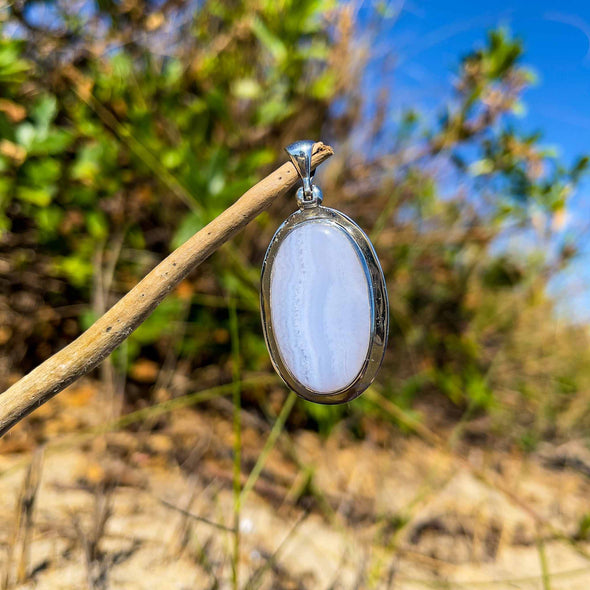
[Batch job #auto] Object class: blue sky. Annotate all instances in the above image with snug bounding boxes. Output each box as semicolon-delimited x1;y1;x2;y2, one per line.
361;0;590;318
10;1;590;317
384;0;589;165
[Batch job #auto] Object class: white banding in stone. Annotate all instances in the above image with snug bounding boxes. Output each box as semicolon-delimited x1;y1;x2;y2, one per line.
269;220;372;393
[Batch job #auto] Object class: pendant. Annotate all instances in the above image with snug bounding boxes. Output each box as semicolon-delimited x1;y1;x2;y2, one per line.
260;141;389;404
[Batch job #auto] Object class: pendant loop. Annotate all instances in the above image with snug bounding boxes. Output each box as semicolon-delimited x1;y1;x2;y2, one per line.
285;140;323;209
286;140;314;196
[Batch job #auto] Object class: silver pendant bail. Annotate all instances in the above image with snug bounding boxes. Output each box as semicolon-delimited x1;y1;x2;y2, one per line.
285;140;323;209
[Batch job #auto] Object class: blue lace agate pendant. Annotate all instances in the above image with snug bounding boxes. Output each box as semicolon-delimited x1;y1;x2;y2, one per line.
260;141;389;404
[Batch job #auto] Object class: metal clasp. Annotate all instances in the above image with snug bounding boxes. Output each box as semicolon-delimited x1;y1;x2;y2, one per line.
285;140;323;209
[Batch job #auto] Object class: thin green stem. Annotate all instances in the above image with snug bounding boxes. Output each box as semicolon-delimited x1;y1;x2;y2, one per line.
240;391;296;505
229;297;242;590
101;375;276;433
537;529;553;590
244;508;309;590
0;375;280;484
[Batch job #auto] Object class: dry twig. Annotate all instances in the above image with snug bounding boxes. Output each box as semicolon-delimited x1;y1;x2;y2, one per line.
0;143;333;437
2;448;44;589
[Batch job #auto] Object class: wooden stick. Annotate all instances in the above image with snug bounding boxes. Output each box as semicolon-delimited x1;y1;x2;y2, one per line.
0;142;334;437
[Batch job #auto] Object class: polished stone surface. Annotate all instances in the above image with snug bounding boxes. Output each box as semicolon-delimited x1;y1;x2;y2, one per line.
269;220;372;393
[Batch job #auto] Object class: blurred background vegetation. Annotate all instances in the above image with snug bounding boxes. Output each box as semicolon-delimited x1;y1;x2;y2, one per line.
1;0;589;447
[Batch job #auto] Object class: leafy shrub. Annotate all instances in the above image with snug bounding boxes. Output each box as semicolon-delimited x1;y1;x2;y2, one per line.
1;3;589;442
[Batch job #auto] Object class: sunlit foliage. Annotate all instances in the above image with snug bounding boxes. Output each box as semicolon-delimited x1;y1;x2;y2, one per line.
0;2;588;445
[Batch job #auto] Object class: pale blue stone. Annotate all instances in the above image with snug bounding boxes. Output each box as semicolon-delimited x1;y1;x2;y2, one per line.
269;220;371;393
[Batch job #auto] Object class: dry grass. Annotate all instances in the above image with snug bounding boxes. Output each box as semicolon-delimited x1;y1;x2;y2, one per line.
2;380;590;589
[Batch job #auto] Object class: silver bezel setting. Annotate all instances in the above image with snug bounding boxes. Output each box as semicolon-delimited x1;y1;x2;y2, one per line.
260;206;389;404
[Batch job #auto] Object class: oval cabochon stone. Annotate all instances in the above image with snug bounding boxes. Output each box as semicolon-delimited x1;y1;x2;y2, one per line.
269;220;372;394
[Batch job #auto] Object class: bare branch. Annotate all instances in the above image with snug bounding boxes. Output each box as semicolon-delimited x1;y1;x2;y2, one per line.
0;142;334;437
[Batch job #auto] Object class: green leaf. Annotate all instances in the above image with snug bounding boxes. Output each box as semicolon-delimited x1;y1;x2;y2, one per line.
243;148;275;169
79;308;100;331
55;255;94;287
0;39;30;83
162;147;185;170
301;400;346;437
15;122;36;150
171;211;204;249
257;96;292;125
15;123;72;156
163;59;183;87
86;210;108;239
32;95;58;129
36;206;64;239
0;175;12;196
16;185;54;206
251;16;288;63
23;158;61;185
31;129;73;156
208;171;225;196
71;143;104;182
309;70;337;100
232;78;263;100
131;297;183;344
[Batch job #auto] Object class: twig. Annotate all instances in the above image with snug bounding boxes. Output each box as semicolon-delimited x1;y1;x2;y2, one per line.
16;449;43;584
165;477;200;557
159;497;235;533
72;490;113;590
229;296;242;590
244;508;311;590
0;142;334;437
2;448;44;589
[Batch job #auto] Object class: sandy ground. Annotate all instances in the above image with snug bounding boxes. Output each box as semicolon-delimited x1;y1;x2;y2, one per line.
1;381;590;589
